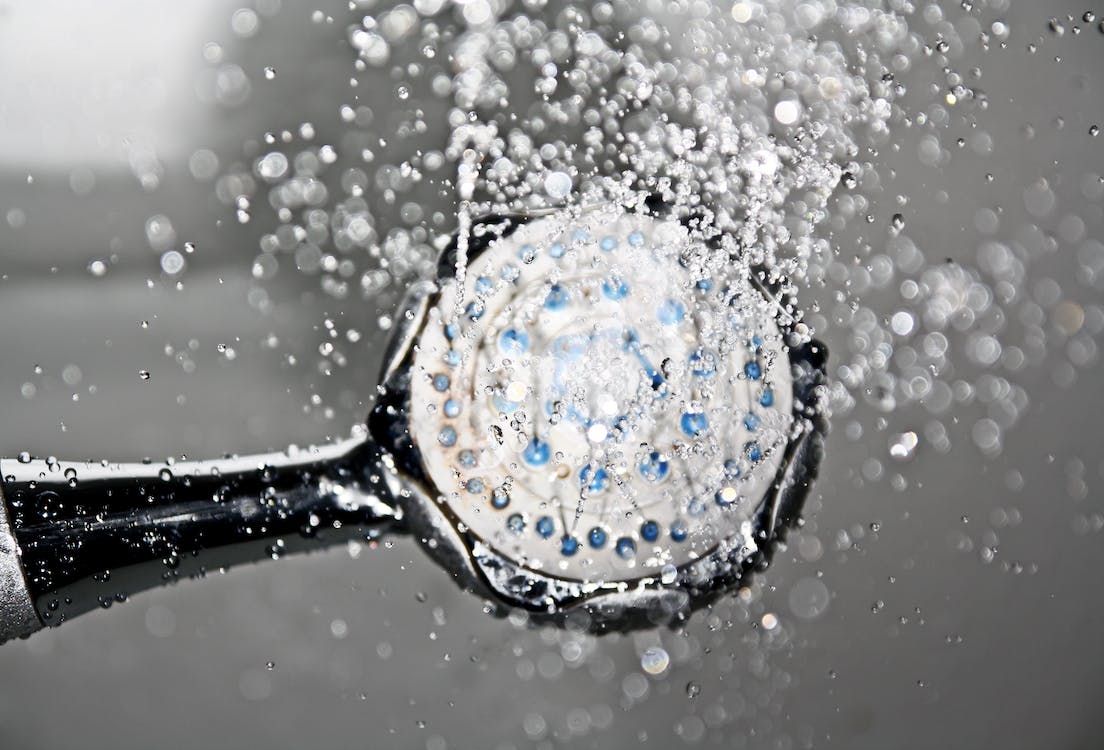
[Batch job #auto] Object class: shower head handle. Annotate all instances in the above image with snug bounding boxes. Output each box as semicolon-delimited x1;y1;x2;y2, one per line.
0;437;400;643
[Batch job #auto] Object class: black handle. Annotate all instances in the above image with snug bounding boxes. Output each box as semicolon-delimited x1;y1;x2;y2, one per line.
0;436;399;626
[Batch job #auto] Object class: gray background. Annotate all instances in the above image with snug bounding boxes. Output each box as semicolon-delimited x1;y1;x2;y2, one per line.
0;1;1102;748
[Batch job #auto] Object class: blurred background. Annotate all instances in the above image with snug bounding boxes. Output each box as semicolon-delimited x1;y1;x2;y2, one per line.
0;1;1102;748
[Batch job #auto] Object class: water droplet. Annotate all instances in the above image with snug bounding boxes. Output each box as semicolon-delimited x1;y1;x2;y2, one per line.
160;250;186;275
543;171;572;199
256;152;288;181
640;647;669;675
773;99;802;126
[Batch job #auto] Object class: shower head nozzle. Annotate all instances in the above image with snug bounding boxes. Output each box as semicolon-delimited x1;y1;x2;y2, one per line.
370;202;826;627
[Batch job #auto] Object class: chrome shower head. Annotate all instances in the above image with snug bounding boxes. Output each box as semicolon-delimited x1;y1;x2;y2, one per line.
369;201;827;625
0;200;825;641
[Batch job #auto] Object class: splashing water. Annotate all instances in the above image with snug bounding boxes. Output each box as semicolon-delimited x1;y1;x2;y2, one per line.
216;0;1101;666
239;2;910;291
7;0;1095;747
6;1;1104;748
221;0;1057;548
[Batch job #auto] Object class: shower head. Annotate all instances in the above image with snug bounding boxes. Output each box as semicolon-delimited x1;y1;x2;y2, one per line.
0;200;825;642
370;201;827;625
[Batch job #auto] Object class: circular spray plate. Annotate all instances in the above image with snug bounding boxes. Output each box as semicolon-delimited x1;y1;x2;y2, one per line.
381;203;820;609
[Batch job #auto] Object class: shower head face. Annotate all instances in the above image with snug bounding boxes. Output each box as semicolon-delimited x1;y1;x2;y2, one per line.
374;203;822;618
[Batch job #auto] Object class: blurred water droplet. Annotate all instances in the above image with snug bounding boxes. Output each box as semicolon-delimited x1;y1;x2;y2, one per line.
640;647;669;675
543;171;571;199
